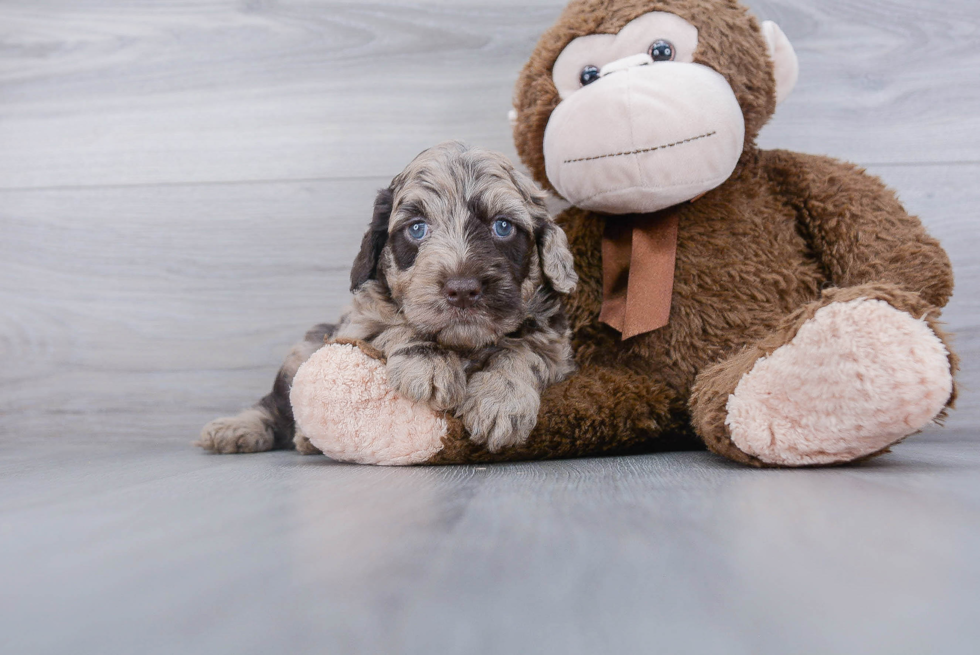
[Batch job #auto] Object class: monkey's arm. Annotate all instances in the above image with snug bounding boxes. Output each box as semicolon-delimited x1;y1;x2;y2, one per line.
763;150;954;308
429;363;687;464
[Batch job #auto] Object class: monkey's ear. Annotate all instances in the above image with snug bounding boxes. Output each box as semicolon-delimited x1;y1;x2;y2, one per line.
350;187;394;292
762;21;799;105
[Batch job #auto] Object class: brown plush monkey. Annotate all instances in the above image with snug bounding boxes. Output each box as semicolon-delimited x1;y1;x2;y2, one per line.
291;0;956;467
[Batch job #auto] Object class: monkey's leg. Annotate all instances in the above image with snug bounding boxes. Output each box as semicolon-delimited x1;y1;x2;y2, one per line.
690;284;957;467
291;341;685;465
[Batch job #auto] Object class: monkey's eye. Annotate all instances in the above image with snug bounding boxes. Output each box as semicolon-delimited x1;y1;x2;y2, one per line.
407;221;429;241
492;218;515;239
579;65;601;87
649;40;675;62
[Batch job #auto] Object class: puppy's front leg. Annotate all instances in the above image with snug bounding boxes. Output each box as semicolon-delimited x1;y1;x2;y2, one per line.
462;330;575;452
462;352;541;453
344;318;468;412
386;342;467;412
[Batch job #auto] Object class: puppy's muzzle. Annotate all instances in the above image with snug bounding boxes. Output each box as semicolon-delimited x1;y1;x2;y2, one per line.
443;277;483;309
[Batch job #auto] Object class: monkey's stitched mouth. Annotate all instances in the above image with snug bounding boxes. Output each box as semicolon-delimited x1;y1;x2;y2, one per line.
563;131;717;164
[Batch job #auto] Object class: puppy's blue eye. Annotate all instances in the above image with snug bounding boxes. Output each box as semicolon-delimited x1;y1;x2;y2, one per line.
407;221;429;240
492;219;514;238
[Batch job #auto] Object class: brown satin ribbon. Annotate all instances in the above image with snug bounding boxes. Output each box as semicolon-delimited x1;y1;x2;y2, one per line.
599;211;680;340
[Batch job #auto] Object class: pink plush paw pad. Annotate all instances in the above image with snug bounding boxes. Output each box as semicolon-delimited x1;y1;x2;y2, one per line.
290;344;448;466
726;299;953;466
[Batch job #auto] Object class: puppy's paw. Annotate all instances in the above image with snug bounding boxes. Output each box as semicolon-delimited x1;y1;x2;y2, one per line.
461;373;540;452
293;426;323;456
387;348;466;412
197;409;275;454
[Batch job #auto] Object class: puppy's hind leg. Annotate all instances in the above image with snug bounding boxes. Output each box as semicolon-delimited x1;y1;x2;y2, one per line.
292;425;322;456
197;324;334;455
198;406;277;454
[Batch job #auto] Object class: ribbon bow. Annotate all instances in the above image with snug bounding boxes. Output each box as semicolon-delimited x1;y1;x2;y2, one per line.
598;210;680;340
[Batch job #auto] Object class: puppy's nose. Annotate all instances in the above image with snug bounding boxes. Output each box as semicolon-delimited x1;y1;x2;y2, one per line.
443;277;483;309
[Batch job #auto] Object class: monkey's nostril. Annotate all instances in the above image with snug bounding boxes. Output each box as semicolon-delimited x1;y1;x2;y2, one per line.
444;277;483;309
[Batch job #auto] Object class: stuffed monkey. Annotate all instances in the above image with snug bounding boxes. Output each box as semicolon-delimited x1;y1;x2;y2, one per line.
292;0;956;467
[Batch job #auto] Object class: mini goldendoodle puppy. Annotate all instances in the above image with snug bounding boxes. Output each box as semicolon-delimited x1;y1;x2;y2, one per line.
199;142;578;456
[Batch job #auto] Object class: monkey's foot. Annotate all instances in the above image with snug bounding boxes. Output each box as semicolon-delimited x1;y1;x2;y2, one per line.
725;298;953;466
289;343;448;466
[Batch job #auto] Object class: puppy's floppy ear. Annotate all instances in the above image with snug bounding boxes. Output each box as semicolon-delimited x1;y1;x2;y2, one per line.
350;187;394;292
507;167;578;295
538;219;577;295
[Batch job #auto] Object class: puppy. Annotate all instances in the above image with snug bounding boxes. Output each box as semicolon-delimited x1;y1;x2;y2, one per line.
199;142;578;456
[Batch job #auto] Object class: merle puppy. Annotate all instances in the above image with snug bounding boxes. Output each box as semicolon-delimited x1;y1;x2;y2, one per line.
199;142;578;455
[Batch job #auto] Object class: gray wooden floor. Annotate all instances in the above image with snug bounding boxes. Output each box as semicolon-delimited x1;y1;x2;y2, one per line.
1;1;978;653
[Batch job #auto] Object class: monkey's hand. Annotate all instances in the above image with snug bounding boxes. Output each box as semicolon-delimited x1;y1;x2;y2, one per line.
386;345;467;412
461;368;540;452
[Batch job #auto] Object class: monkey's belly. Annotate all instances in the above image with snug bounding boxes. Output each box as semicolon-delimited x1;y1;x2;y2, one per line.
604;217;825;395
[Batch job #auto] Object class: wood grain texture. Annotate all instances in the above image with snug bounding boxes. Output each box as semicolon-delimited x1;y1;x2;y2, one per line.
2;439;979;654
1;0;978;189
1;0;978;653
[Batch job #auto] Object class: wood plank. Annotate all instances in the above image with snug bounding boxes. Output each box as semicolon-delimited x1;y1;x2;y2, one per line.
0;1;562;189
0;177;387;442
2;439;978;654
1;0;978;189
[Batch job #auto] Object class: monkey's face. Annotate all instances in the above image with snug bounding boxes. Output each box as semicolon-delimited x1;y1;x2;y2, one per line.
350;143;577;351
514;1;799;215
546;12;746;214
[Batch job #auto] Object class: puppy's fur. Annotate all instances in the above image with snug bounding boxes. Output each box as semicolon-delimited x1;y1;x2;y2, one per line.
199;142;578;455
